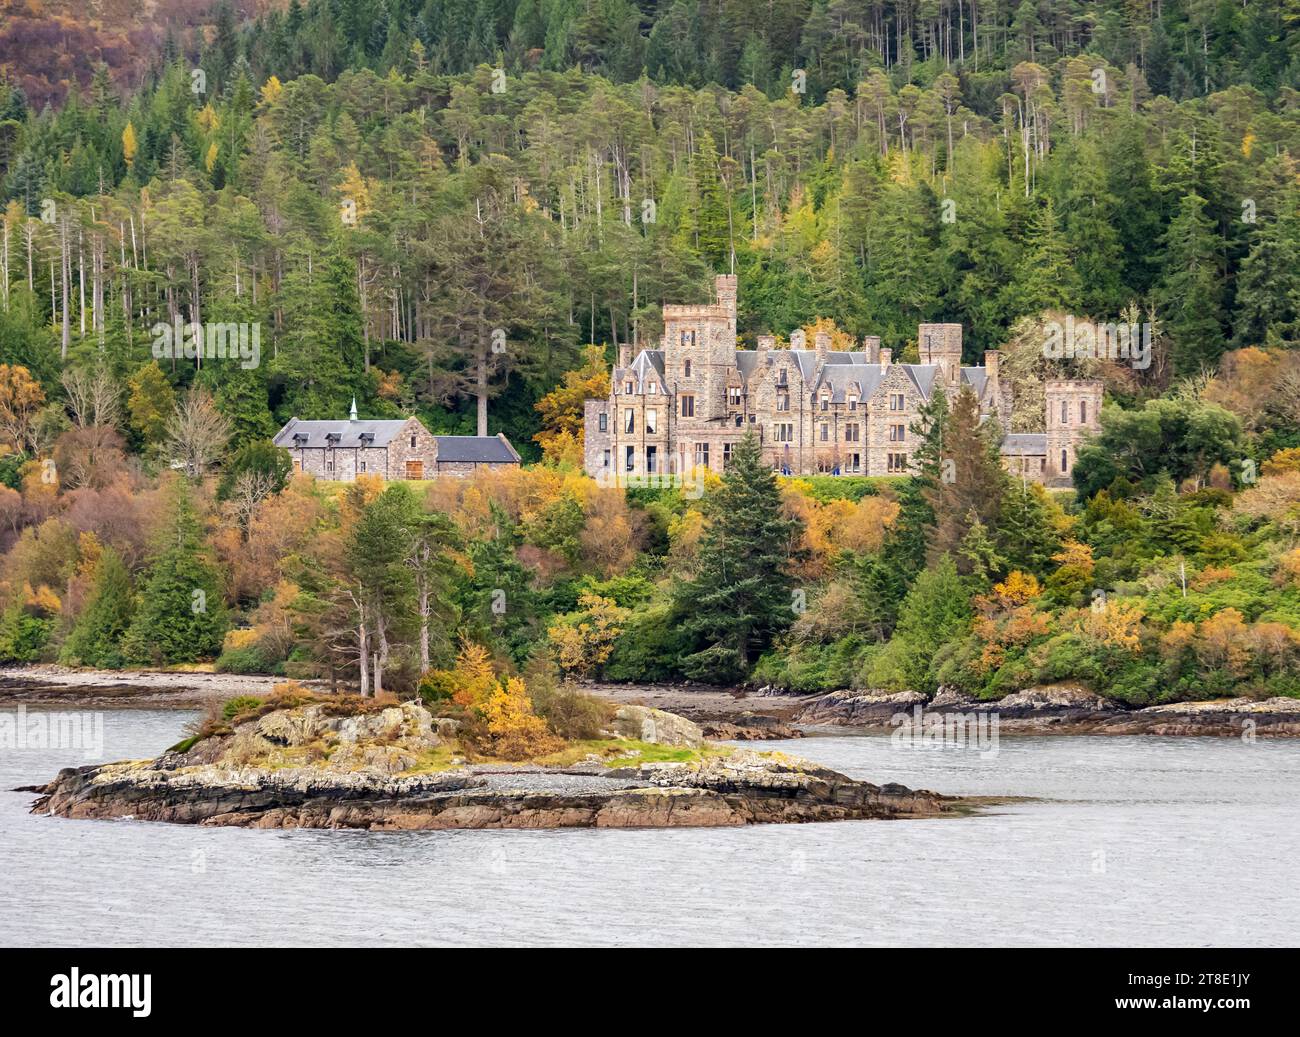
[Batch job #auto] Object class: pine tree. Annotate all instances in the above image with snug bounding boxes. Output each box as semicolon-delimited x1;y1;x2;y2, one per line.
924;387;1008;570
60;548;133;668
676;431;801;681
1008;197;1078;318
122;483;227;664
1157;191;1225;375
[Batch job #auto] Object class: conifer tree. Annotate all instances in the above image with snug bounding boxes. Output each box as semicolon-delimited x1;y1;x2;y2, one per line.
122;483;227;664
676;431;801;681
60;547;133;668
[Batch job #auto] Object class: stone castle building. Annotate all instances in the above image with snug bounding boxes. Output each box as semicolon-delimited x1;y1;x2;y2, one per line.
583;275;1101;486
274;402;520;481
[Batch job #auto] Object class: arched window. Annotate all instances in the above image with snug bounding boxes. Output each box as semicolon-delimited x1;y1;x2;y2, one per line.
1061;449;1068;472
684;359;692;378
1080;400;1088;423
1060;400;1068;423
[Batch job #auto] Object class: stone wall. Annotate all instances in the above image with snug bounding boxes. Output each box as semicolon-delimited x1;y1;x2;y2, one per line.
385;417;441;479
1045;379;1103;484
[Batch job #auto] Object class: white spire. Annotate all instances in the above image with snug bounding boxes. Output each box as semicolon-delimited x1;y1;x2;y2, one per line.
349;396;358;421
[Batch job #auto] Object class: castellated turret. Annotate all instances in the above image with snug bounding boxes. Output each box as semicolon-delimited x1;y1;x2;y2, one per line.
1044;379;1104;483
660;274;740;423
918;323;963;388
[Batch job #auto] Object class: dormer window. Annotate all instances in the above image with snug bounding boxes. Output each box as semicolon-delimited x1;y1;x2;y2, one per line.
848;394;858;411
325;432;341;447
820;394;830;411
625;381;634;394
292;433;308;446
648;382;657;394
359;432;374;445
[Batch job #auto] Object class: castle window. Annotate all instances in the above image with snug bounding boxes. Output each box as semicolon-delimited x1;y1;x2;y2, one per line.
889;424;906;442
820;423;829;442
1080;400;1088;423
887;452;908;473
624;409;635;433
648;381;657;394
1061;401;1068;423
729;387;742;407
326;460;334;473
603;450;610;469
625;381;634;394
723;443;734;466
598;412;608;433
820;395;830;411
680;394;695;418
845;423;860;443
775;423;794;443
647;445;658;473
848;394;858;411
1061;449;1068;472
778;369;788;386
646;408;658;434
625;446;636;471
410;435;417;448
695;443;709;467
359;461;367;473
849;452;861;472
890;393;905;411
681;331;694;348
683;358;692;377
776;389;790;411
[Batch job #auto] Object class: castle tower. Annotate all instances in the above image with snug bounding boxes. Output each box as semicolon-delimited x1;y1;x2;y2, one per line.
919;323;963;389
1045;379;1103;483
662;274;740;429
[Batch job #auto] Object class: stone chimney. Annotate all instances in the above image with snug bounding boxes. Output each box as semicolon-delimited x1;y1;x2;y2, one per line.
984;350;1000;399
757;334;775;353
880;347;892;368
863;336;881;363
618;345;631;368
715;274;738;325
814;330;831;364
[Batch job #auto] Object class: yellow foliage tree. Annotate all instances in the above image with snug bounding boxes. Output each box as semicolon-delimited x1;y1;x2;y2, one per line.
483;675;562;760
260;76;283;107
993;570;1041;608
547;593;630;677
533;345;611;463
122;122;138;169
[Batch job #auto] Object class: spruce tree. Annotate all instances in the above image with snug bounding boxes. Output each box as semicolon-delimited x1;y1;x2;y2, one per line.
122;483;227;665
60;548;134;668
676;432;801;681
1157;192;1225;375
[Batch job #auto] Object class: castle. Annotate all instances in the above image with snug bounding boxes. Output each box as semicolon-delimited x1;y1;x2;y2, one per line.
583;275;1101;486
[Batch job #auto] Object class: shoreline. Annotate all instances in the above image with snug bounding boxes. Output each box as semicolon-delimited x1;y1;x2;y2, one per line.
5;667;1299;738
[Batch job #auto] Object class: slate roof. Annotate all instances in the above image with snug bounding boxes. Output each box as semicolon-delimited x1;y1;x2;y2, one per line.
1000;433;1048;456
274;418;409;449
275;417;520;464
434;435;521;464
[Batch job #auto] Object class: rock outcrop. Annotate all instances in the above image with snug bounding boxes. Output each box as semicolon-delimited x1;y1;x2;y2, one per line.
27;700;959;830
794;684;1300;737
